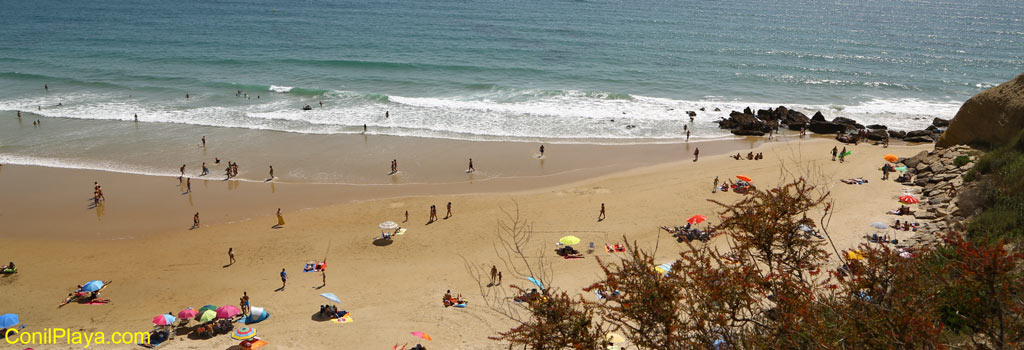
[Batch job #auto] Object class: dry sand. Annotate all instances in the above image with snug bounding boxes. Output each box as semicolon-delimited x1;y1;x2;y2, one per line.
0;138;931;349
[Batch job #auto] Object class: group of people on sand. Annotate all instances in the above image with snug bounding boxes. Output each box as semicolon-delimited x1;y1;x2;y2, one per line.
442;289;467;307
1;261;16;274
92;182;106;205
891;219;919;232
58;281;112;307
731;152;764;160
661;223;714;243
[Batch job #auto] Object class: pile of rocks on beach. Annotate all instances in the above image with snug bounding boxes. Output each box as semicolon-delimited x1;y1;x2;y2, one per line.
892;144;979;246
714;105;949;143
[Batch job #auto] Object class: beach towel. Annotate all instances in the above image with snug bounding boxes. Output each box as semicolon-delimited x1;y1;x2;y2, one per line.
86;301;110;305
395;228;407;236
251;339;268;349
454;303;467;308
563;255;584;260
330;315;353;324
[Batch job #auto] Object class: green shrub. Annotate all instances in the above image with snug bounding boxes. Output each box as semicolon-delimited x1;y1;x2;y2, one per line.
954;155;971;167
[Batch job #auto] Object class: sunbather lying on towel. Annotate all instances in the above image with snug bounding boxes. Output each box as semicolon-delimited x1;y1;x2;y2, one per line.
1;261;15;274
605;243;626;253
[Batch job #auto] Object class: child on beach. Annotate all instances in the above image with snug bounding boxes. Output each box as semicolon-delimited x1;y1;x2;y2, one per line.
192;212;200;229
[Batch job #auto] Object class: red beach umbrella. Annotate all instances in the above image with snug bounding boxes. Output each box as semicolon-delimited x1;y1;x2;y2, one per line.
899;195;919;204
686;215;707;225
736;175;753;182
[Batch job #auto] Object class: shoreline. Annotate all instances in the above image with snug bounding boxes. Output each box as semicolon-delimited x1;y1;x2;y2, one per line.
0;134;794;240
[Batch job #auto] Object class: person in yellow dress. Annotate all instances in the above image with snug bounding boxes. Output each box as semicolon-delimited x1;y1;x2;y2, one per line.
276;208;285;227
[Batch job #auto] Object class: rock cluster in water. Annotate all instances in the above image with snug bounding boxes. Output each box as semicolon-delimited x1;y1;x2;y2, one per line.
714;105;947;143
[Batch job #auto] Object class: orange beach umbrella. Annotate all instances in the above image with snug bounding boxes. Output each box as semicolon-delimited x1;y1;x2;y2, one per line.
736;175;752;182
883;154;899;162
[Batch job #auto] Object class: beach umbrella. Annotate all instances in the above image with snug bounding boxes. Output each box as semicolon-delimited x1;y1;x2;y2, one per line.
846;250;866;261
177;307;197;320
153;314;176;326
870;222;888;230
559;235;581;246
320;293;342;304
196;309;217;323
883;154;899;162
605;332;625;344
411;331;432;341
899;195;919;204
80;280;104;292
245;307;270;324
526;276;545;291
655;263;673;274
736;175;753;182
216;305;241;319
0;314;19;329
231;326;257;340
686;215;707;225
797;224;813;232
379;221;399;230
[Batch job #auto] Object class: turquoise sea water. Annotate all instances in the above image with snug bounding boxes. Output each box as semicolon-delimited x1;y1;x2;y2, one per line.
0;0;1021;179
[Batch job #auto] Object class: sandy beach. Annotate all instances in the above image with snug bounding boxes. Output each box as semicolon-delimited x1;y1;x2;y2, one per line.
0;137;932;349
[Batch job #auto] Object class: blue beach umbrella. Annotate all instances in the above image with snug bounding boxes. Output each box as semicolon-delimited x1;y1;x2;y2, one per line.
81;280;104;292
0;314;19;329
526;276;545;291
152;314;176;326
320;293;342;304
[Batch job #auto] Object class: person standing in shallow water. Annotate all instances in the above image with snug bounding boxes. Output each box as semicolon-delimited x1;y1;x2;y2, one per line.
201;136;206;148
269;165;274;180
539;145;545;158
467;158;475;173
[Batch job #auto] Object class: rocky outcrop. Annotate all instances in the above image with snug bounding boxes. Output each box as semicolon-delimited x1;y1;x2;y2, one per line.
937;73;1024;148
895;145;980;247
932;118;950;127
904;130;936;143
807;121;845;134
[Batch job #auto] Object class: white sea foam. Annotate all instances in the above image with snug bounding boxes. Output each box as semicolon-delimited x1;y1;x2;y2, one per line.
0;89;964;142
269;85;293;93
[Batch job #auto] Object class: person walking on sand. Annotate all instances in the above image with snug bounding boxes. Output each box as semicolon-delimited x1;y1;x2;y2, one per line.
713;176;719;193
280;268;287;290
404;210;409;223
831;146;838;161
598;203;606;221
202;162;209;176
497;271;502;285
240;292;250;315
228;248;235;266
467;158;475;173
276;208;285;227
186;177;191;193
445;202;452;219
693;147;700;162
839;147;847;163
391;159;398;174
539;144;545;158
192;212;200;229
429;205;437;222
320;269;326;287
490;265;498;285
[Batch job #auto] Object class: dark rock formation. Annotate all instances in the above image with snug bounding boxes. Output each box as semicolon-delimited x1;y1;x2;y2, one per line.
932;117;950;127
811;112;826;122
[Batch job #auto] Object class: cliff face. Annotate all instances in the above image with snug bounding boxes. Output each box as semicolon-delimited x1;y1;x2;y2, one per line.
937;73;1024;148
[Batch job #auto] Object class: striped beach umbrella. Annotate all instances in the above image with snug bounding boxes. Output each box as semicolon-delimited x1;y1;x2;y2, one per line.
899;195;919;204
231;326;257;340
